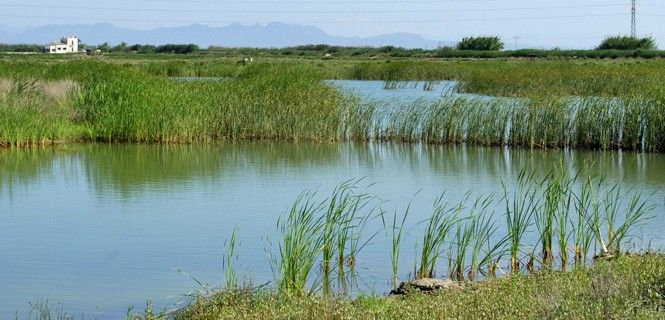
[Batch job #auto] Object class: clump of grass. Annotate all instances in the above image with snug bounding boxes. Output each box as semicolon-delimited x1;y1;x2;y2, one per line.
416;192;465;279
447;194;497;281
573;177;597;267
272;180;375;297
538;172;570;269
502;170;539;273
381;204;410;289
468;198;504;281
1;61;348;147
272;191;325;297
556;181;574;271
449;216;473;281
585;178;654;259
0;78;81;147
320;180;373;294
223;228;239;290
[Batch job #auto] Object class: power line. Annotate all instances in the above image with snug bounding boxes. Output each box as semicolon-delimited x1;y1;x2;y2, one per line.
132;0;510;4
639;2;665;7
0;12;628;24
0;3;630;15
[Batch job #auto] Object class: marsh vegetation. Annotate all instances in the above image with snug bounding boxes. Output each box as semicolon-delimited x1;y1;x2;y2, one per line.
2;57;665;152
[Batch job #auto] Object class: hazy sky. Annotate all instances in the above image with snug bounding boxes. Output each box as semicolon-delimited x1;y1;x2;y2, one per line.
1;0;664;48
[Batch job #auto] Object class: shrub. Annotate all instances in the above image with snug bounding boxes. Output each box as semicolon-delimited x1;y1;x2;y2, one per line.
155;44;199;54
596;36;657;50
457;36;504;51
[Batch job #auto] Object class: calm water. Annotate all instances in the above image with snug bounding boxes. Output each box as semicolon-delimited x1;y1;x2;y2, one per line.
1;143;665;318
327;80;457;102
2;82;665;318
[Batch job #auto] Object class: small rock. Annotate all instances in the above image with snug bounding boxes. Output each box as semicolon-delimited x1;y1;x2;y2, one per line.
390;278;463;295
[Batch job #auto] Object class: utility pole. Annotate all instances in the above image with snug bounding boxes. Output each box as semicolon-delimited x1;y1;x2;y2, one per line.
514;36;519;50
631;0;636;37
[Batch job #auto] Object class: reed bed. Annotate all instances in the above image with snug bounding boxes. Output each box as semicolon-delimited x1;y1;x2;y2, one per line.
0;61;347;146
344;95;665;152
253;172;654;299
0;78;82;147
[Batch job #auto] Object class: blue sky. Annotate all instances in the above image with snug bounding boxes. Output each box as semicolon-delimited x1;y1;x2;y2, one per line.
1;0;664;48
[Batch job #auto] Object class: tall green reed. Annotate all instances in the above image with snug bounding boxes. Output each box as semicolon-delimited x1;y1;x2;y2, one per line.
503;170;540;273
416;192;466;279
272;191;325;297
381;204;410;289
222;228;239;290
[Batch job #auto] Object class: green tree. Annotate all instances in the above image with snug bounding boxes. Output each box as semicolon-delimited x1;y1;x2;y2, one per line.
596;35;657;50
457;36;504;51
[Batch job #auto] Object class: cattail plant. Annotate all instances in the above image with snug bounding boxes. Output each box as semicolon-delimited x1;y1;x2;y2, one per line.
503;170;539;274
417;192;465;279
539;174;563;269
573;177;595;267
222;228;239;290
272;191;325;297
381;205;410;289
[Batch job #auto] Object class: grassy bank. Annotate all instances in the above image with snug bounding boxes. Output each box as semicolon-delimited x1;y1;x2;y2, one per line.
175;254;665;320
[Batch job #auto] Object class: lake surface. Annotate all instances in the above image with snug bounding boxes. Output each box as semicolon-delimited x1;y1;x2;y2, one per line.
2;143;665;318
2;81;665;318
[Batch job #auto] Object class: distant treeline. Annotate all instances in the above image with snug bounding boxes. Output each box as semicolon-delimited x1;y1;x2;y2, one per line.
204;45;665;59
0;44;43;52
0;43;200;54
98;43;200;54
2;36;664;59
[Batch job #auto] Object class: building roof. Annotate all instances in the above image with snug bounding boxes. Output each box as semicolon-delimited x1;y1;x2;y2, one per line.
46;36;78;46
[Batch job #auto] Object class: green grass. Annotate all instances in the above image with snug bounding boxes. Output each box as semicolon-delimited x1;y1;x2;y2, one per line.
168;175;656;319
174;253;665;320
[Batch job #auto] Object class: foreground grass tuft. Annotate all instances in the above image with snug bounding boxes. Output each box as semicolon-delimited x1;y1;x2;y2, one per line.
173;254;665;320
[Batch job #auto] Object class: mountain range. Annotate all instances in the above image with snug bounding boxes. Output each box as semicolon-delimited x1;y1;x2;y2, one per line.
0;23;440;48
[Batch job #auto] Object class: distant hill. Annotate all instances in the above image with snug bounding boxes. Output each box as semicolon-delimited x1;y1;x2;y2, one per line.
0;23;439;49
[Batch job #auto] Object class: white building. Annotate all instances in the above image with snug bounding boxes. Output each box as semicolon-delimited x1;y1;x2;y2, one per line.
44;36;80;54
